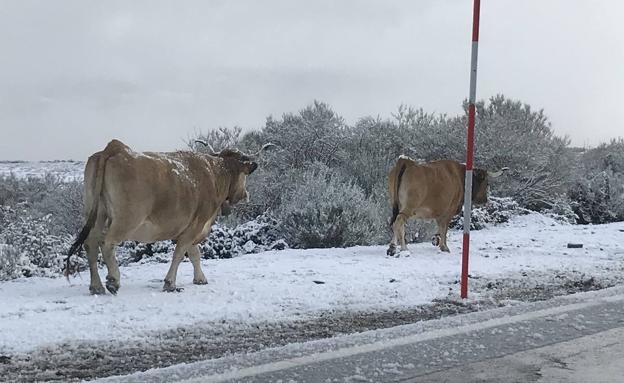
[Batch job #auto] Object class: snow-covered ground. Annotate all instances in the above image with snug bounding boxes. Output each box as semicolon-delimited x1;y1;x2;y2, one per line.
0;160;84;181
1;214;623;357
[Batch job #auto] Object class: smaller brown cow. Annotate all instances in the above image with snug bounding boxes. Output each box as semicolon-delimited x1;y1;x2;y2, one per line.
387;156;506;256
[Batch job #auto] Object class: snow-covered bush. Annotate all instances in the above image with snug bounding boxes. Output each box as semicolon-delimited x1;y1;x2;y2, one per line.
114;213;287;264
0;174;83;236
470;95;573;210
543;198;578;224
0;205;78;277
340;116;414;196
38;180;84;236
229;102;350;220
190;126;243;153
392;105;465;163
568;139;624;224
200;213;287;258
451;196;525;230
0;244;25;281
568;172;622;224
279;163;385;248
262;101;348;169
117;241;175;265
0;174;63;209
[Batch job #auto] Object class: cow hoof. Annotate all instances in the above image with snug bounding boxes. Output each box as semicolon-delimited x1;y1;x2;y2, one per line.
193;277;208;285
164;287;185;293
90;285;106;295
440;246;450;253
386;246;397;257
105;282;118;295
163;280;184;292
105;277;120;295
431;234;441;246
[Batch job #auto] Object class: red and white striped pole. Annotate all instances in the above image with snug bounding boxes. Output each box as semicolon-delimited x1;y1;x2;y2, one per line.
461;0;481;299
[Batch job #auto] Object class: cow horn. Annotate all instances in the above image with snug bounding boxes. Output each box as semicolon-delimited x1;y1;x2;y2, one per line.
251;143;277;158
488;167;510;178
194;140;220;156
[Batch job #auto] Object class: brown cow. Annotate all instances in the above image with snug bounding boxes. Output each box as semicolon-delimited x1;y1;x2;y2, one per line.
387;156;506;256
66;139;271;294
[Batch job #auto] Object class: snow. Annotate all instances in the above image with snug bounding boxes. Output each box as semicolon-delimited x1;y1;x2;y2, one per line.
0;214;623;355
0;160;84;181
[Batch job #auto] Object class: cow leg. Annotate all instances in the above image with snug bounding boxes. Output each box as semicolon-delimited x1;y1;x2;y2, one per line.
188;246;208;285
390;212;410;256
436;217;451;253
101;242;121;294
387;225;398;256
163;244;188;292
84;237;105;295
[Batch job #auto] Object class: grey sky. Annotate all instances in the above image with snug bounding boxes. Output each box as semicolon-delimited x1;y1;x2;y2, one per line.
0;0;622;160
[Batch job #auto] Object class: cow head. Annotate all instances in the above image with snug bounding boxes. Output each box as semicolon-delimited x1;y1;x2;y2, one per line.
218;149;257;205
472;167;508;205
195;141;275;206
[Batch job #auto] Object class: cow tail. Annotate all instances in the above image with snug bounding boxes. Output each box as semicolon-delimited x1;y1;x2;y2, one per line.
389;162;407;227
65;152;109;277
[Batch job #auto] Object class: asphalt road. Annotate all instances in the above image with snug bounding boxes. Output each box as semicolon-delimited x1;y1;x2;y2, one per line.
103;287;624;383
412;327;624;383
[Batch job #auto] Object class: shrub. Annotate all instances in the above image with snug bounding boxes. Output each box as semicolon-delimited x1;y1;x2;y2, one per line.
117;241;175;266
0;175;84;237
568;140;624;224
190;126;243;153
0;205;79;277
115;213;287;264
451;196;525;230
568;171;622;224
471;95;573;210
0;245;25;281
279;163;385;248
262;101;348;169
543;197;578;224
200;213;287;258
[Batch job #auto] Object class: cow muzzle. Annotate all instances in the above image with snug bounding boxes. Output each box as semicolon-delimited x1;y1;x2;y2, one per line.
228;190;249;205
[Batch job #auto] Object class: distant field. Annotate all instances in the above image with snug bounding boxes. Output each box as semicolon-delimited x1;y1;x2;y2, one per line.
0;160;84;181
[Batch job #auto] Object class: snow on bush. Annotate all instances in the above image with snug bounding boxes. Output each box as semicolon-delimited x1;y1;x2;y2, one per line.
543;198;578;224
0;201;286;279
279;162;385;248
0;205;80;278
117;241;175;265
451;196;525;230
116;213;287;265
0;244;25;281
199;213;287;259
569;170;624;224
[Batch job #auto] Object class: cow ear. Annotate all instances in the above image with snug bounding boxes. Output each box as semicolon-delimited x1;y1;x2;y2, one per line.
242;161;258;174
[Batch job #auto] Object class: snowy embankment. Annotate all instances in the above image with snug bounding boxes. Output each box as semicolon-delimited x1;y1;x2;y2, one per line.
1;214;623;356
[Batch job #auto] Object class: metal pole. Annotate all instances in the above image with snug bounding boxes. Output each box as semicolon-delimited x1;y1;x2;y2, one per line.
461;0;481;299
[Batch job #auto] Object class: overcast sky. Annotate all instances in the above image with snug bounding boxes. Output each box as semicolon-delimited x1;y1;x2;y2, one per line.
0;0;622;160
